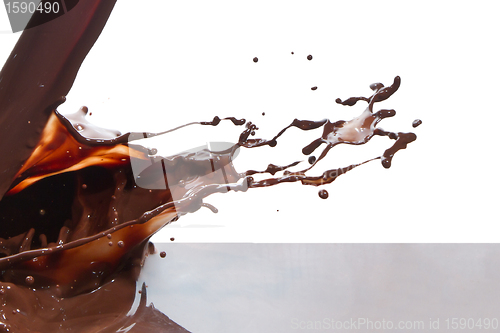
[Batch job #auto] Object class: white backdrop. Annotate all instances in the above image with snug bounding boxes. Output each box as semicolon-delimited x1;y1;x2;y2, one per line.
1;1;499;242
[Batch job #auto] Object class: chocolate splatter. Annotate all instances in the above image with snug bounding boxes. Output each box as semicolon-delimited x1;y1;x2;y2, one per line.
412;119;422;128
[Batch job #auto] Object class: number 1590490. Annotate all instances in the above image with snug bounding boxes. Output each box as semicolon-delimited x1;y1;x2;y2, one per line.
5;1;60;14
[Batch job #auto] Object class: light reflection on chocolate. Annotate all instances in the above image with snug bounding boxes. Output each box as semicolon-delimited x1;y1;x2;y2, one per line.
0;2;418;332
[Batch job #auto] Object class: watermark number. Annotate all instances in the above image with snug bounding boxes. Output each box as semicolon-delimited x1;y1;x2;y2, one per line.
5;1;59;14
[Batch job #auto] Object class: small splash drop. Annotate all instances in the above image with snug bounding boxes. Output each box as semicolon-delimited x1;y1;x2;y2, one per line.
25;275;34;285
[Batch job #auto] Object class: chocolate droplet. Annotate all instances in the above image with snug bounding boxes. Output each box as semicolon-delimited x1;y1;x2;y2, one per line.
412;119;422;128
160;251;166;258
253;57;258;63
25;276;35;285
308;156;316;164
117;240;124;248
318;189;329;199
170;237;175;242
311;86;317;91
307;55;313;60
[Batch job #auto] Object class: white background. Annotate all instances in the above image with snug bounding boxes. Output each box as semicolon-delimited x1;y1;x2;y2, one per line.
1;1;499;242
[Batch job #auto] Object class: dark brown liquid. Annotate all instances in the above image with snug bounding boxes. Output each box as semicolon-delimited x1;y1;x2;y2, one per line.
318;189;329;199
412;119;422;128
0;2;418;332
253;57;258;63
311;86;318;90
307;54;313;60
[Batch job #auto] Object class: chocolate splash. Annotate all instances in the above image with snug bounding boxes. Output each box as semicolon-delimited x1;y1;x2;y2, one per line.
1;74;415;280
0;77;417;331
0;2;418;332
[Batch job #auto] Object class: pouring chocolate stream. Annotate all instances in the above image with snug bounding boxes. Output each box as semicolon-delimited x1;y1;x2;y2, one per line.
0;2;417;332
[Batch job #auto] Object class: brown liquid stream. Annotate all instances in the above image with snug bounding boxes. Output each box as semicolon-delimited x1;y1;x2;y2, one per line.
0;2;418;332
